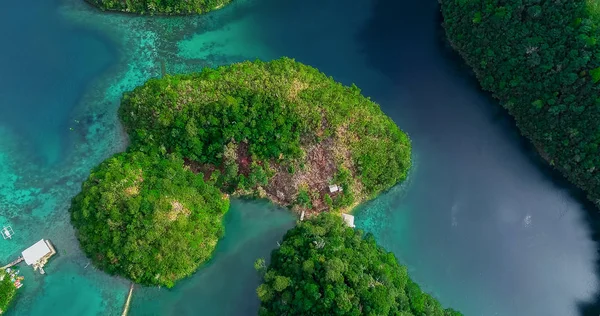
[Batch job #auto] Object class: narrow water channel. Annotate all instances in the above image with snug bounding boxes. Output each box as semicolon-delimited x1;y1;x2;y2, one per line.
0;0;598;315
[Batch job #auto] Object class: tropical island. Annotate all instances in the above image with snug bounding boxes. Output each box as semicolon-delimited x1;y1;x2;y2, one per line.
0;269;18;314
70;58;411;288
256;213;463;316
70;151;229;287
119;58;411;214
441;1;600;205
85;0;231;15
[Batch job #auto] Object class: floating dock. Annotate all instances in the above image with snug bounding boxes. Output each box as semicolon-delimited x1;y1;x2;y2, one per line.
22;239;56;274
1;239;57;274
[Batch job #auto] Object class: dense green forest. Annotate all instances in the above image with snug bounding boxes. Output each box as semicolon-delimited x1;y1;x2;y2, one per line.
256;214;462;316
71;58;410;288
120;58;411;213
86;0;230;15
70;151;229;287
0;269;17;314
441;1;600;204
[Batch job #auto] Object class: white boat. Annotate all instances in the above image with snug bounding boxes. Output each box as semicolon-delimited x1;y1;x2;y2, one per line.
1;226;14;240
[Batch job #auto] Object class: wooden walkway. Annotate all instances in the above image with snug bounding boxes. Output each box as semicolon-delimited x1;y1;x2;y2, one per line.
1;256;24;269
121;283;135;316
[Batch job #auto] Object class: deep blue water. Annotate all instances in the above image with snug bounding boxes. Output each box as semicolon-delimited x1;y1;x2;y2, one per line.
0;0;599;315
0;0;115;165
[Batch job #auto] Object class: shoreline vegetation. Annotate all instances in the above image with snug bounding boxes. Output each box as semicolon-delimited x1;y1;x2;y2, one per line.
84;0;231;15
70;58;412;288
0;269;17;315
119;58;411;216
256;213;463;316
441;0;600;206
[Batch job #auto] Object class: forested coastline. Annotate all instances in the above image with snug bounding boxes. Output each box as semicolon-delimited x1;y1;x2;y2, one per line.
441;0;600;205
0;269;17;314
120;58;411;215
256;214;463;316
70;58;412;288
85;0;231;15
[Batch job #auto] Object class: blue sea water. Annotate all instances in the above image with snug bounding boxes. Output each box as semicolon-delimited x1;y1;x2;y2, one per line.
0;0;599;315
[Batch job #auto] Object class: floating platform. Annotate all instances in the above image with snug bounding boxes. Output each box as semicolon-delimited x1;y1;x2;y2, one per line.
21;239;56;274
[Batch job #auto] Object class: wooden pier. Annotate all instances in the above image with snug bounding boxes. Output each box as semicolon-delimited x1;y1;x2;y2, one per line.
1;257;24;270
121;283;135;316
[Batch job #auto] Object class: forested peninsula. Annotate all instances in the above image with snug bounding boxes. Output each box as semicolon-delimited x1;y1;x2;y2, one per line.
256;213;463;316
85;0;230;15
70;58;412;288
441;1;600;204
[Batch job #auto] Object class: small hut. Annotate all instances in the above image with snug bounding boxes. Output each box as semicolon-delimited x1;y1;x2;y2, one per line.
342;213;355;228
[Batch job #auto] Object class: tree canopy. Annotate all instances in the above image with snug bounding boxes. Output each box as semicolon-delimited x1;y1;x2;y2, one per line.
71;58;411;288
0;269;17;314
256;213;462;316
70;151;229;288
86;0;231;15
119;58;411;213
442;0;600;205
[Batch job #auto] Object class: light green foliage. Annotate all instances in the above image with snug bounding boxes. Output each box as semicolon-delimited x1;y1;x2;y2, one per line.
257;214;462;316
296;187;312;208
86;0;231;15
70;151;229;288
120;58;411;208
0;269;17;313
442;0;600;204
591;66;600;82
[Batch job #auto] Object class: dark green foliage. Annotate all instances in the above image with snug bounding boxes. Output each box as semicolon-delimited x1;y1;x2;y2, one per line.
0;270;17;314
86;0;230;15
70;151;229;288
120;58;411;210
257;214;462;316
442;0;600;205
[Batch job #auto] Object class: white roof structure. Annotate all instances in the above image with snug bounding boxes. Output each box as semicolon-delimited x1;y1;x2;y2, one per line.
329;185;339;193
342;213;355;228
22;239;52;265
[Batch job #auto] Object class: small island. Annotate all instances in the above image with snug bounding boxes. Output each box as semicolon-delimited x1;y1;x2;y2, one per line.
85;0;231;15
70;58;411;288
71;152;229;287
0;269;18;314
120;58;411;215
256;213;463;316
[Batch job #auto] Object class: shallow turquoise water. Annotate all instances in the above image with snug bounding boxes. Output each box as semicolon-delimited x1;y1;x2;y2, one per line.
0;0;599;315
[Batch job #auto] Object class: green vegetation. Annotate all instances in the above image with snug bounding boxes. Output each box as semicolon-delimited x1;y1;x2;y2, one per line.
120;57;411;213
441;1;600;204
256;214;462;316
70;151;229;288
86;0;231;15
71;58;410;288
0;269;17;314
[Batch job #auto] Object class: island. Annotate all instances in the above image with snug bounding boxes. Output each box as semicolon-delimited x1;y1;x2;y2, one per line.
441;0;600;205
0;269;18;314
70;58;411;288
256;213;463;316
70;152;228;287
119;58;411;214
85;0;231;15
